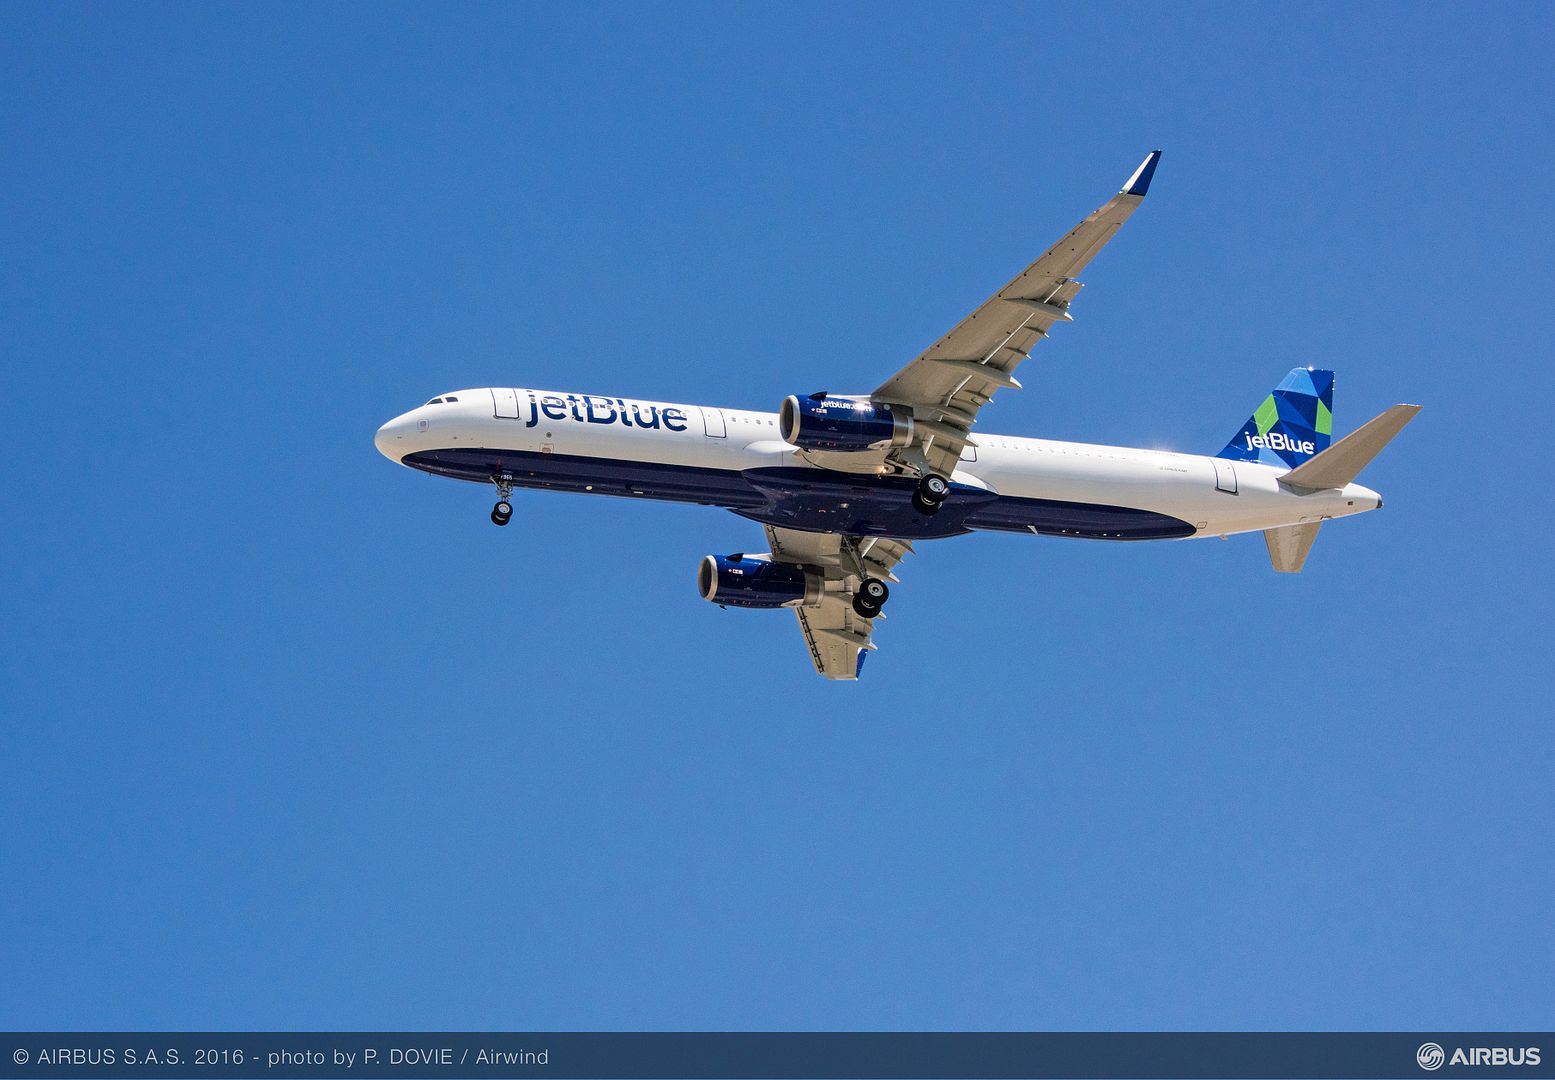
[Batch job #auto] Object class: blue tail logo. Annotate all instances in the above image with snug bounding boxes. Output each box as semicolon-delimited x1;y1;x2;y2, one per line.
1217;367;1334;469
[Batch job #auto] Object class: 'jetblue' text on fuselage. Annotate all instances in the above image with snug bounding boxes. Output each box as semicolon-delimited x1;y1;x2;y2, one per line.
524;391;689;431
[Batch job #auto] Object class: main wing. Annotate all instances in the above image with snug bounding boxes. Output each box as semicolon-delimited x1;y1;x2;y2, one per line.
874;150;1161;479
764;525;913;681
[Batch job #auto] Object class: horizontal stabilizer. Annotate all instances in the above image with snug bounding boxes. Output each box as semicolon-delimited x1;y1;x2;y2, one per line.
1281;404;1421;490
1265;522;1322;573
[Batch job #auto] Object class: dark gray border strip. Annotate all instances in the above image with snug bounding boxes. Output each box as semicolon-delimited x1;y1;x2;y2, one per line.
1;1033;1550;1079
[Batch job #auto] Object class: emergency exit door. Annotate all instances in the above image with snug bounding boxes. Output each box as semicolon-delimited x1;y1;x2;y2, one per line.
491;387;519;419
1212;459;1238;494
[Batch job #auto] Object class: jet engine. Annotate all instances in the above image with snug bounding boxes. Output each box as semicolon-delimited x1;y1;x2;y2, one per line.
698;554;824;609
780;392;912;452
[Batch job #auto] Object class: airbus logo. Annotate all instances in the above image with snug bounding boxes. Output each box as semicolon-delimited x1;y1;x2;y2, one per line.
1417;1042;1542;1070
1246;431;1316;455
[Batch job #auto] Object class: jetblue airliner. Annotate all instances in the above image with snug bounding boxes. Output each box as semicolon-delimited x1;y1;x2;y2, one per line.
376;152;1419;679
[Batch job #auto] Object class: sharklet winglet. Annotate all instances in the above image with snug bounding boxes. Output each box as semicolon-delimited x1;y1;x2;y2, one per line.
1122;150;1162;197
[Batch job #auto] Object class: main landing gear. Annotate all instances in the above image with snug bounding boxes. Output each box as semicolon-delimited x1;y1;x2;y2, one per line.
912;473;950;516
852;576;890;619
490;475;515;527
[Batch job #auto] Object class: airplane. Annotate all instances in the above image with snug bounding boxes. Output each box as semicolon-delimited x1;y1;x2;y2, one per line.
375;151;1420;680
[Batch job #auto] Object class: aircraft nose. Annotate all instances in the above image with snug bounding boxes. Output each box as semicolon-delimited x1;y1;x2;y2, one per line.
375;412;413;461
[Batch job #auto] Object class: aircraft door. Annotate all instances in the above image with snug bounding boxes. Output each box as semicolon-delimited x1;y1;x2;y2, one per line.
1213;459;1238;494
700;407;727;438
491;387;519;419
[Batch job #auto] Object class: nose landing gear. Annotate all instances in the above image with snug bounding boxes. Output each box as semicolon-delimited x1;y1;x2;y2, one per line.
490;475;515;527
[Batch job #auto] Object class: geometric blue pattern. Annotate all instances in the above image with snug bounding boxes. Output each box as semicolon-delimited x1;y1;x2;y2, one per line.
1217;367;1336;469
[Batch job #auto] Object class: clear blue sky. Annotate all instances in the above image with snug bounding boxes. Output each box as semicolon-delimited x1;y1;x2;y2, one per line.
3;2;1552;1031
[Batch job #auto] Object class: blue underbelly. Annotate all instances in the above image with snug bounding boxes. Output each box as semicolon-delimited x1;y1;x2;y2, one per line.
400;448;1195;541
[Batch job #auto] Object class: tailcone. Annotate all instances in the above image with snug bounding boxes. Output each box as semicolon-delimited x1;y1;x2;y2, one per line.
1342;482;1383;513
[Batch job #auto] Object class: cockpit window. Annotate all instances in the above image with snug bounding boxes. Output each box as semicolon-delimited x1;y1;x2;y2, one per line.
444;396;458;402
426;398;443;405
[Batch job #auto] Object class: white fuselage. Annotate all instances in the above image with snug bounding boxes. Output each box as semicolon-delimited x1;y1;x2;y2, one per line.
375;387;1382;542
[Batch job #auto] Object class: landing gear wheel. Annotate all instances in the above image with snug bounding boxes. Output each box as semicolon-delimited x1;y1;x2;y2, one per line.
918;473;950;502
858;577;890;606
852;595;882;620
913;473;950;516
490;474;516;527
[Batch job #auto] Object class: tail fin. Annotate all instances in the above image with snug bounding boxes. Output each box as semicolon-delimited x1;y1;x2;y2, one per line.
1218;367;1334;469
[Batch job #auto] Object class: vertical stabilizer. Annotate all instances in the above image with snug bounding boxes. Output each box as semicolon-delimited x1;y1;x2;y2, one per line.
1219;368;1334;469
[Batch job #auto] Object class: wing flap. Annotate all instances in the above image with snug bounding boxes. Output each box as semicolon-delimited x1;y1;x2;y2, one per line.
872;152;1159;477
764;525;913;681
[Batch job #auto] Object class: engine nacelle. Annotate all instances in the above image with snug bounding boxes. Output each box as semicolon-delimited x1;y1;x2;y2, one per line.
698;554;824;609
780;393;912;452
